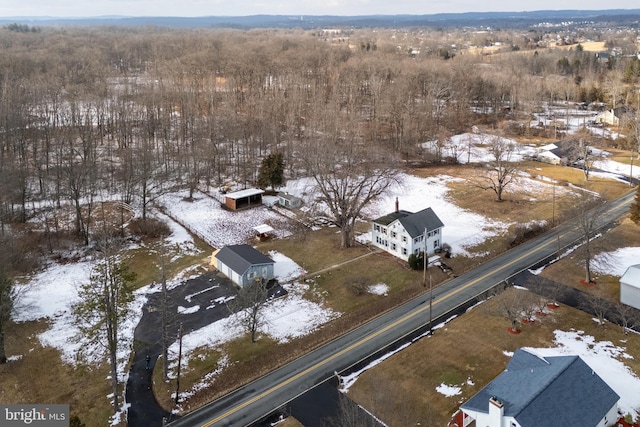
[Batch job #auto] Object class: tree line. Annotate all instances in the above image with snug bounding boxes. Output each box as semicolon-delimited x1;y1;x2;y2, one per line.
0;26;639;255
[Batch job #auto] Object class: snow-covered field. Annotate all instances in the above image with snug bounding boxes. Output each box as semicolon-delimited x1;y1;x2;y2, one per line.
156;190;295;248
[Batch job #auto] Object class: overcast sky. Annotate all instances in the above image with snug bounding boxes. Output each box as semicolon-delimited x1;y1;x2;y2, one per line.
0;0;638;18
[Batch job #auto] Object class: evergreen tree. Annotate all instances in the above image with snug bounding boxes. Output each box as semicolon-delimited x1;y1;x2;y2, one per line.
257;152;285;191
72;254;136;412
630;185;640;226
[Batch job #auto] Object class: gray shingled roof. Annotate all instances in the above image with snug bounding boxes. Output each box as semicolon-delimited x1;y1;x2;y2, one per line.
372;210;413;226
461;348;619;427
372;208;444;238
215;244;274;276
398;208;444;238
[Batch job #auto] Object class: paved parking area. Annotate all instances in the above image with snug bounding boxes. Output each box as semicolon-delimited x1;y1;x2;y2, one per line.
127;270;287;426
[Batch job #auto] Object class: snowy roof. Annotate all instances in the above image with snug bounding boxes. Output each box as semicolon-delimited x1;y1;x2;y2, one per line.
277;192;302;201
461;348;619;427
215;244;274;275
621;264;640;289
253;224;274;234
225;188;264;199
539;143;558;151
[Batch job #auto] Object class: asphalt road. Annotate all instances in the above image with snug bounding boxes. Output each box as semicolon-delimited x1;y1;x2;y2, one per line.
168;189;635;427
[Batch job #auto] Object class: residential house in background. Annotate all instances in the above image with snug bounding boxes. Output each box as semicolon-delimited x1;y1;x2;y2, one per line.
214;244;275;287
370;198;444;261
535;139;582;166
594;106;634;127
459;348;620;427
620;264;640;310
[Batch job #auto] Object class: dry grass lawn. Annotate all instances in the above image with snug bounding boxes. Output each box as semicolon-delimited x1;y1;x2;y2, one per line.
555;41;608;52
0;321;119;427
540;216;640;301
347;287;640;426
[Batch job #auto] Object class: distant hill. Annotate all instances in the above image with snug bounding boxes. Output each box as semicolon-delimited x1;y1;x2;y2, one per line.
1;10;640;29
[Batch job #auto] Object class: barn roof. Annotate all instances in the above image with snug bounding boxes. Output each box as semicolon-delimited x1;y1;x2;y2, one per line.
225;188;264;199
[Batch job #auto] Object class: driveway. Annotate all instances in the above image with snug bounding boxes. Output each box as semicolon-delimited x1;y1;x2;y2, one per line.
126;270;287;426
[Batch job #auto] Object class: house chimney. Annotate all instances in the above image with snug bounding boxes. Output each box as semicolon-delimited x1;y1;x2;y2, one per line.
488;396;504;424
395;197;399;213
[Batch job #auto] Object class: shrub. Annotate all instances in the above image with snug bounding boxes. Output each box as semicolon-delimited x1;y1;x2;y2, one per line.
408;252;425;270
349;276;369;296
128;218;171;238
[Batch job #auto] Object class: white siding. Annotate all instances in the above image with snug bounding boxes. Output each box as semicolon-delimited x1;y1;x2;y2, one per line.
371;220;442;262
621;283;640;310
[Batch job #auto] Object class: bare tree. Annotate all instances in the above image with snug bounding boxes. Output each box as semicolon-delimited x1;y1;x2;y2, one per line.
475;136;518;202
71;237;136;412
574;133;602;182
581;292;610;327
0;269;14;364
303;140;400;248
327;393;381;427
491;287;539;332
227;279;270;343
615;302;637;334
574;188;608;285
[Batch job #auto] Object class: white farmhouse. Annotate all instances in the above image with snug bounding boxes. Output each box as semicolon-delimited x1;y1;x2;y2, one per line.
370;199;444;261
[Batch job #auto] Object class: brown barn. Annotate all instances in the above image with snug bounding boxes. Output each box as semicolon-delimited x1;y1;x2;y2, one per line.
224;188;264;210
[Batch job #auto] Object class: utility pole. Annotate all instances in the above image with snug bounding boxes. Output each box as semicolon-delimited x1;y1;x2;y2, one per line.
552;183;556;226
429;272;433;335
423;227;427;288
175;322;183;405
423;227;433;334
161;256;169;382
630;154;634;188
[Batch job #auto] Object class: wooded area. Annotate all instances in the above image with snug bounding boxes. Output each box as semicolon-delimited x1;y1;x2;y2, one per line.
0;24;639;256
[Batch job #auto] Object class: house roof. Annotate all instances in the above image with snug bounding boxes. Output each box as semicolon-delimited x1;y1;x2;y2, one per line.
215;244;274;276
373;208;444;238
225;188;264;199
277;192;301;201
621;264;640;289
549;139;581;160
398;208;444;238
461;348;619;427
372;209;414;226
538;143;558;152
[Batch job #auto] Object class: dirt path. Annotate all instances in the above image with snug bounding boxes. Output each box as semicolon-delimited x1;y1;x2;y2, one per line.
304;249;382;278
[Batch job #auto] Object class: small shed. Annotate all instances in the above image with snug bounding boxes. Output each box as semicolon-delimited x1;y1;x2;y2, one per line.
253;224;274;241
277;192;302;209
224;188;264;210
620;264;640;310
214;244;275;287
